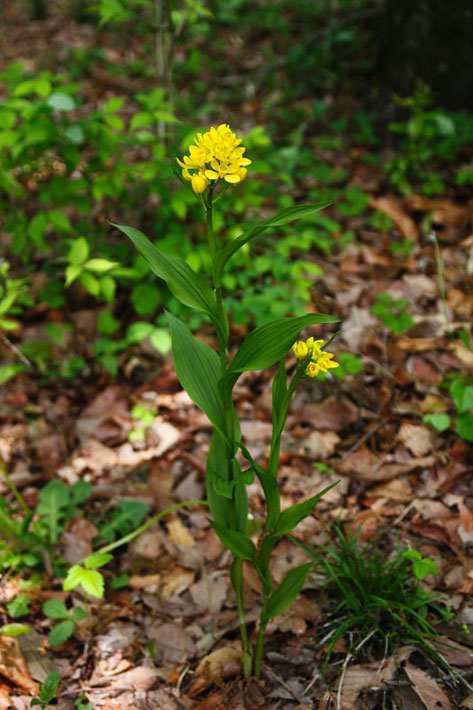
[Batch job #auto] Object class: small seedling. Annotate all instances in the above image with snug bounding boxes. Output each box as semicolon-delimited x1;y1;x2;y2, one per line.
42;599;87;647
372;292;414;334
31;669;60;708
63;552;113;599
403;549;439;580
128;403;157;443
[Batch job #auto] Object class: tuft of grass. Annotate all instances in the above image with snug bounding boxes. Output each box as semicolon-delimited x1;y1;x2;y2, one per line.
290;524;460;682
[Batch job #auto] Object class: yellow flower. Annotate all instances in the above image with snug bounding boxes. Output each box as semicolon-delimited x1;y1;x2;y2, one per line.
305;350;340;377
292;340;308;359
306;338;324;359
177;124;251;193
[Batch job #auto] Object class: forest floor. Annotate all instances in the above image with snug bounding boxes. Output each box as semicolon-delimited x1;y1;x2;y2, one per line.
1;4;473;709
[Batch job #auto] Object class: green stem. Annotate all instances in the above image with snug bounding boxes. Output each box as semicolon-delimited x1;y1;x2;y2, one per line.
231;557;253;677
0;459;30;515
93;500;207;558
206;192;252;675
254;597;268;677
267;366;303;475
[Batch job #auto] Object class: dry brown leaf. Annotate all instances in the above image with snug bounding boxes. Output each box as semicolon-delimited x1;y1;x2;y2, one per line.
166;515;195;547
365;478;413;502
339;447;435;481
433;637;473;667
397;337;443;352
188;641;242;697
320;657;396;710
189;573;228;614
452;341;473;367
298;430;340;459
160;565;195;598
90;664;158;691
370;195;419;240
147;621;195;664
398;423;432;457
61;516;98;564
461;692;473;708
403;663;452;709
0;636;39;695
299;397;358;431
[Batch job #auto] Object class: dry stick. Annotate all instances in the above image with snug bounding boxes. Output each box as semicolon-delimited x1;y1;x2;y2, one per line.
339;417;388;462
0;333;32;368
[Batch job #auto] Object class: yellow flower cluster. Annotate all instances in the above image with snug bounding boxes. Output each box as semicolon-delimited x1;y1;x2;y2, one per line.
292;337;339;378
177;124;251;194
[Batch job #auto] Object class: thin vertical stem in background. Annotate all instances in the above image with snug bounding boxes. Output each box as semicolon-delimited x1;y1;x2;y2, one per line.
429;231;450;329
154;0;171;143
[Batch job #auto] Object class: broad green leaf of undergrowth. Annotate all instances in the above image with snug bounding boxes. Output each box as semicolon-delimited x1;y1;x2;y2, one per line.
49;619;75;647
214;202;333;286
114;224;228;344
43;599;69;619
262;563;312;624
97;501;148;542
32;668;60;707
271;482;339;536
210;520;256;560
168;311;226;435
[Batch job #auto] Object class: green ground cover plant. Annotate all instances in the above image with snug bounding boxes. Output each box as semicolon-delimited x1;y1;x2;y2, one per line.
293;524;464;686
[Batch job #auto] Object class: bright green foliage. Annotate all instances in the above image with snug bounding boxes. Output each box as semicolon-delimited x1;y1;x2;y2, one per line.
63;552;113;598
403;549;439;580
128;404;158;443
6;595;30;619
30;669;60;708
0;476;91;574
372;292;414;334
385;82;473;195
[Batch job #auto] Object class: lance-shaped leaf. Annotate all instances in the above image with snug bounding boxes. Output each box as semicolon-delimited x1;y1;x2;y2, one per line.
210;520;256;560
271;481;339;537
206;430;230;526
114;224;227;342
214;202;332;286
262;563;312;624
219;313;339;405
168;312;226;435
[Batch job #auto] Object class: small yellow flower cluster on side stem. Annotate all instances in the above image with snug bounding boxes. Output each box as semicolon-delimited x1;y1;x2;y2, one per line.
292;336;339;377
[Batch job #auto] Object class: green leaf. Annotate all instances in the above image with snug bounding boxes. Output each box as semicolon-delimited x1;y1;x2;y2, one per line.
49;620;75;647
84;258;118;273
262;563;312;623
210;521;256;560
451;381;473;414
456;411;473;442
167;312;226;435
97;500;148;542
78;570;105;598
47;92;76;111
230;314;338;372
83;552;113;569
68;237;89;265
65;264;82;287
220;313;338;404
113;225;226;341
423;413;451;433
272;482;339;536
62;565;84;592
71;606;87;621
214;202;332;285
39;669;61;703
206;430;230;527
42;599;70;620
0;623;32;636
